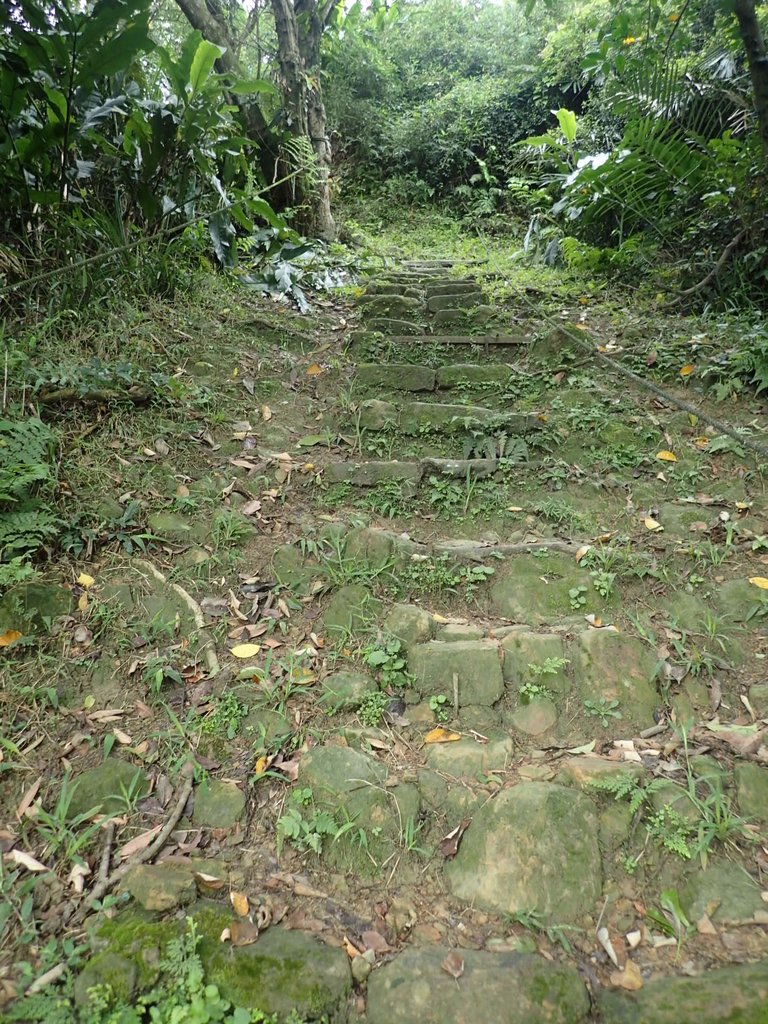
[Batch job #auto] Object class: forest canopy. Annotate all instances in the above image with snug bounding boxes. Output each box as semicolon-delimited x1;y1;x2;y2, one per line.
0;0;766;303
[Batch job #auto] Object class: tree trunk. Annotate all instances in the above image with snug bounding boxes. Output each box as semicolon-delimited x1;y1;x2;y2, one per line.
172;0;278;179
733;0;768;160
271;0;337;240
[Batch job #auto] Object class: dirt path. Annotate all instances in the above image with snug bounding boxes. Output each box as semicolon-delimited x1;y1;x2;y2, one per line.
2;255;768;1022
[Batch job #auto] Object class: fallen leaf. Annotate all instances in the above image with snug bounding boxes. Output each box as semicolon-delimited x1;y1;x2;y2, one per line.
567;740;597;754
343;935;363;958
16;777;42;821
361;930;391;953
0;629;22;647
610;959;643;991
441;951;464;980
597;926;620;967
644;517;663;532
7;849;50;872
293;881;328;899
692;436;709;449
679;364;695;377
230;918;260;947
77;573;95;588
424;727;461;744
77;593;88;613
230;891;250;917
194;872;226;892
748;577;768;590
230;643;262;659
575;545;591;563
306;363;324;376
655;450;677;463
117;826;162;860
696;914;717;935
261;405;273;422
68;862;90;893
439;820;470;858
113;728;132;745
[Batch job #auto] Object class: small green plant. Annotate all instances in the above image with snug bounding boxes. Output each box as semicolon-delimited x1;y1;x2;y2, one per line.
357;691;390;727
276;788;356;857
362;636;413;688
0;417;60;562
508;908;579;954
356;480;410;519
568;584;588;610
519;680;549;703
583;697;622;726
211;510;252;548
590;569;616;599
533;498;589;531
428;693;450;721
24;776;107;865
399;555;494;602
528;656;569;679
200;692;250;740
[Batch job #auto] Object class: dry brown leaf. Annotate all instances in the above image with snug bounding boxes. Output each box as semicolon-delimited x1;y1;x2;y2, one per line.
16;777;42;821
343;935;363;959
0;629;22;647
306;363;324;376
113;728;132;745
117;826;162;861
194;872;226;892
230;891;250;917
293;881;328;899
439;820;470;859
230;918;260;947
441;951;465;980
361;930;391;953
609;960;643;991
424;727;461;744
7;849;50;872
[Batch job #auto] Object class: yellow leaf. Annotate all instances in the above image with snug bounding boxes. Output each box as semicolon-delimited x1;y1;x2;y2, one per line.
644;517;663;532
230;643;261;659
306;363;324;376
424;727;461;744
261;405;272;422
679;364;695;377
78;592;88;613
254;756;268;776
77;573;95;588
575;545;591;564
655;450;677;462
748;577;768;590
688;413;698;426
692;436;709;449
735;502;751;510
432;613;450;624
507;505;524;512
0;629;22;647
230;891;250;917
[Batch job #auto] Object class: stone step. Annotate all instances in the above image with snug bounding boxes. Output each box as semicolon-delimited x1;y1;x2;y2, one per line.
427;292;485;313
367;318;424;335
324;458;500;488
355;363;515;392
360;294;424;318
352;332;527;348
425;281;482;298
357;396;541;434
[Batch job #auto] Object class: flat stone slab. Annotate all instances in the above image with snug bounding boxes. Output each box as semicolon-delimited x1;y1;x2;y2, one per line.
437;364;513;388
571;628;659;731
501;631;570;695
427;292;484;312
489;553;598;625
425;280;482;297
437;622;484;641
599;959;768;1024
356;363;436;392
425;736;514;776
387;334;528;347
444;781;602;922
367;947;590;1024
400;402;494;434
324;461;423;486
509;697;558;735
423;458;497;478
408;640;504;706
368;317;423;335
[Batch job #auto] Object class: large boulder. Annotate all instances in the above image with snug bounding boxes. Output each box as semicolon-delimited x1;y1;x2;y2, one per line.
366;946;589;1024
444;782;602;923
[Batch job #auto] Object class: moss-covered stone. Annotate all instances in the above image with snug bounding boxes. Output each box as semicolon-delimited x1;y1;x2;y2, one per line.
427;292;483;312
191;905;352;1020
716;577;766;623
358;398;398;430
272;544;316;594
321;584;381;636
324;460;423;487
321;669;378;710
599;959;768;1023
361;294;423;319
508;698;558;736
571;629;659;731
74;952;138;1008
356;363;436;392
367;947;590;1024
488;553;598;625
437;622;484;641
399;401;493;435
425;736;514;777
408;640;504;706
146;511;196;543
343;526;394;568
736;762;768;822
501;632;570;694
192;780;246;829
681;861;765;923
384;603;436;647
67;759;149;820
0;582;73;634
437;364;512;388
444;782;602;923
122;864;197;912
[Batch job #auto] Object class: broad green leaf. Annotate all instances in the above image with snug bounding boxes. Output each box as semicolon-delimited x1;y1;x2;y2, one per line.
229;78;278;96
555;108;577;144
189;40;225;94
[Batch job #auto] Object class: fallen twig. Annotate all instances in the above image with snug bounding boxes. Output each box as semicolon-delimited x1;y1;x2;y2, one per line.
134;558;220;678
72;761;195;923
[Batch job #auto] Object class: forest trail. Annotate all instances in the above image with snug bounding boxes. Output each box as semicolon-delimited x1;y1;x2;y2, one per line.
3;253;768;1022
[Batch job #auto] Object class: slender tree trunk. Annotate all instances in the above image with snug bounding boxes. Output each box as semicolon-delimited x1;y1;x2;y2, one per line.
271;0;336;239
734;0;768;160
172;0;278;177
